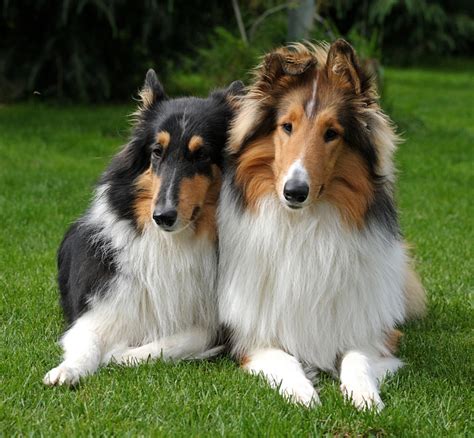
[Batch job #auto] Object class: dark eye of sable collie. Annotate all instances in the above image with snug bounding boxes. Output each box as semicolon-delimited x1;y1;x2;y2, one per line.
323;128;339;142
282;123;293;134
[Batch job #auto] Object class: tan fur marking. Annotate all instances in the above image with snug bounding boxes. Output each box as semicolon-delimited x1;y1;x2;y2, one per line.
178;174;210;223
188;135;204;152
235;136;275;211
385;329;403;354
195;165;222;241
133;167;161;231
240;355;250;368
272;103;307;195
178;169;221;240
139;88;154;109
327;40;362;94
324;151;374;228
156;131;171;148
300;108;345;199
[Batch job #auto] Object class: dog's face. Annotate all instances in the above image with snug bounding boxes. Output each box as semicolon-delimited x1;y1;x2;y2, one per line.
273;85;348;210
137;126;218;233
270;41;373;212
234;40;377;223
134;71;243;233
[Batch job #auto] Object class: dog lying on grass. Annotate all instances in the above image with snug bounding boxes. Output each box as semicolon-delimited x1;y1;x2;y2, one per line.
44;70;243;386
217;40;425;410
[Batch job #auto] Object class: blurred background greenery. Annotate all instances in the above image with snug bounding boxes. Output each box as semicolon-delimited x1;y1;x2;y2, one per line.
1;0;473;102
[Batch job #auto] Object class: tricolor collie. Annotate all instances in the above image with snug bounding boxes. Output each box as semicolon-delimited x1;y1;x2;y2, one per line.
44;70;243;386
218;40;426;410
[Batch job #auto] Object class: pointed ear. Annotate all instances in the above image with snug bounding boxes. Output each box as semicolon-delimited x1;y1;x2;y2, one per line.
279;50;316;75
225;80;246;97
326;39;362;94
209;80;246;103
260;47;316;82
256;48;316;92
139;69;166;109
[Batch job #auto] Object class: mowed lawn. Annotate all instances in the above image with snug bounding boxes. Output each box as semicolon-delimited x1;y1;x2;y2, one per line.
1;65;472;436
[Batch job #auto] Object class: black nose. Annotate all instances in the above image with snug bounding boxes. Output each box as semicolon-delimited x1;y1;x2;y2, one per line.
283;180;309;204
153;209;177;228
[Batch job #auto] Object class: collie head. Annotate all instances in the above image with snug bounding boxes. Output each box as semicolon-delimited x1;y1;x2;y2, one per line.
102;70;244;237
229;39;400;229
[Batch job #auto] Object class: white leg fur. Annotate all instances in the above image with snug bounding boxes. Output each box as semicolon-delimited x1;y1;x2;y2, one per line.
43;322;102;386
339;350;402;411
115;328;213;365
243;348;319;407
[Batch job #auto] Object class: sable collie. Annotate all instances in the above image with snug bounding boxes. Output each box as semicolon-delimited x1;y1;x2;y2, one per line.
218;40;426;410
44;70;243;386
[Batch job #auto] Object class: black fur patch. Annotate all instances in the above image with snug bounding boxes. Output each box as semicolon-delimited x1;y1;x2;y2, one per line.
366;185;400;238
57;77;241;323
103;95;235;228
58;222;116;324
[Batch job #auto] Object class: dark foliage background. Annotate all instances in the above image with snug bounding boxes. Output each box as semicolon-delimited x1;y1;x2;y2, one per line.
1;0;473;102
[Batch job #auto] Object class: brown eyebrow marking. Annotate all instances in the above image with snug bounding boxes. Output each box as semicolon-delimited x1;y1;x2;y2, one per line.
188;135;204;152
156;131;171;148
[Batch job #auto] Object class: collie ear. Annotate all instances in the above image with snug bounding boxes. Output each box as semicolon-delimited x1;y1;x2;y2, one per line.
139;69;166;109
326;39;362;94
210;80;246;102
257;48;316;91
279;50;316;75
225;80;246;97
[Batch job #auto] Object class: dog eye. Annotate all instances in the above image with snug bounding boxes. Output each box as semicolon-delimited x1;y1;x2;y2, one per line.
152;145;163;159
282;123;293;134
193;148;209;162
324;128;339;142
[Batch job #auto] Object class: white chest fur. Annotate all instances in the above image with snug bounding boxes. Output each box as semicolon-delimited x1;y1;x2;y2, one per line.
82;186;218;347
218;182;407;371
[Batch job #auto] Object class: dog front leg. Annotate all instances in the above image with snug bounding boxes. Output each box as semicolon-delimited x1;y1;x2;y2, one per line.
43;318;103;386
339;349;402;411
242;348;319;407
116;327;216;365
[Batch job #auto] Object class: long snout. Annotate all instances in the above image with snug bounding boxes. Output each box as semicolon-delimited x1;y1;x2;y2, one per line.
281;160;310;209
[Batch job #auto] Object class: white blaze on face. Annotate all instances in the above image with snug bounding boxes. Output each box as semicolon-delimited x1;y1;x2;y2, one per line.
284;159;309;187
305;77;318;119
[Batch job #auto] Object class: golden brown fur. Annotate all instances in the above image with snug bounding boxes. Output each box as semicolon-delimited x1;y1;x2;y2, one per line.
156;131;171;148
235;137;275;210
133;164;221;240
188;135;204;152
194;166;222;241
133;167;160;232
228;40;426;319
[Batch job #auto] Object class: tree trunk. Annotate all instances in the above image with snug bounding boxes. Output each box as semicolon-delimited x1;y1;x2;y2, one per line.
287;0;316;42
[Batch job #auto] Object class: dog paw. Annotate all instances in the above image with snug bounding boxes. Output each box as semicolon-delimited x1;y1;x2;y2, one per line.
341;383;384;412
280;379;321;407
43;364;81;386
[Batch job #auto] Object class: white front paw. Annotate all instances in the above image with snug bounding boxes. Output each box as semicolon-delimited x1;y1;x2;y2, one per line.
341;383;384;411
43;364;81;386
279;379;320;407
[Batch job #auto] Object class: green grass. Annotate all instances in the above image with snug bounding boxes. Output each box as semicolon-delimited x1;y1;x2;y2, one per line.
1;64;473;436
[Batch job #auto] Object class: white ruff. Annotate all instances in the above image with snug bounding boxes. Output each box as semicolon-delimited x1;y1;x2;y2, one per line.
81;184;218;350
44;184;219;386
217;182;407;372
